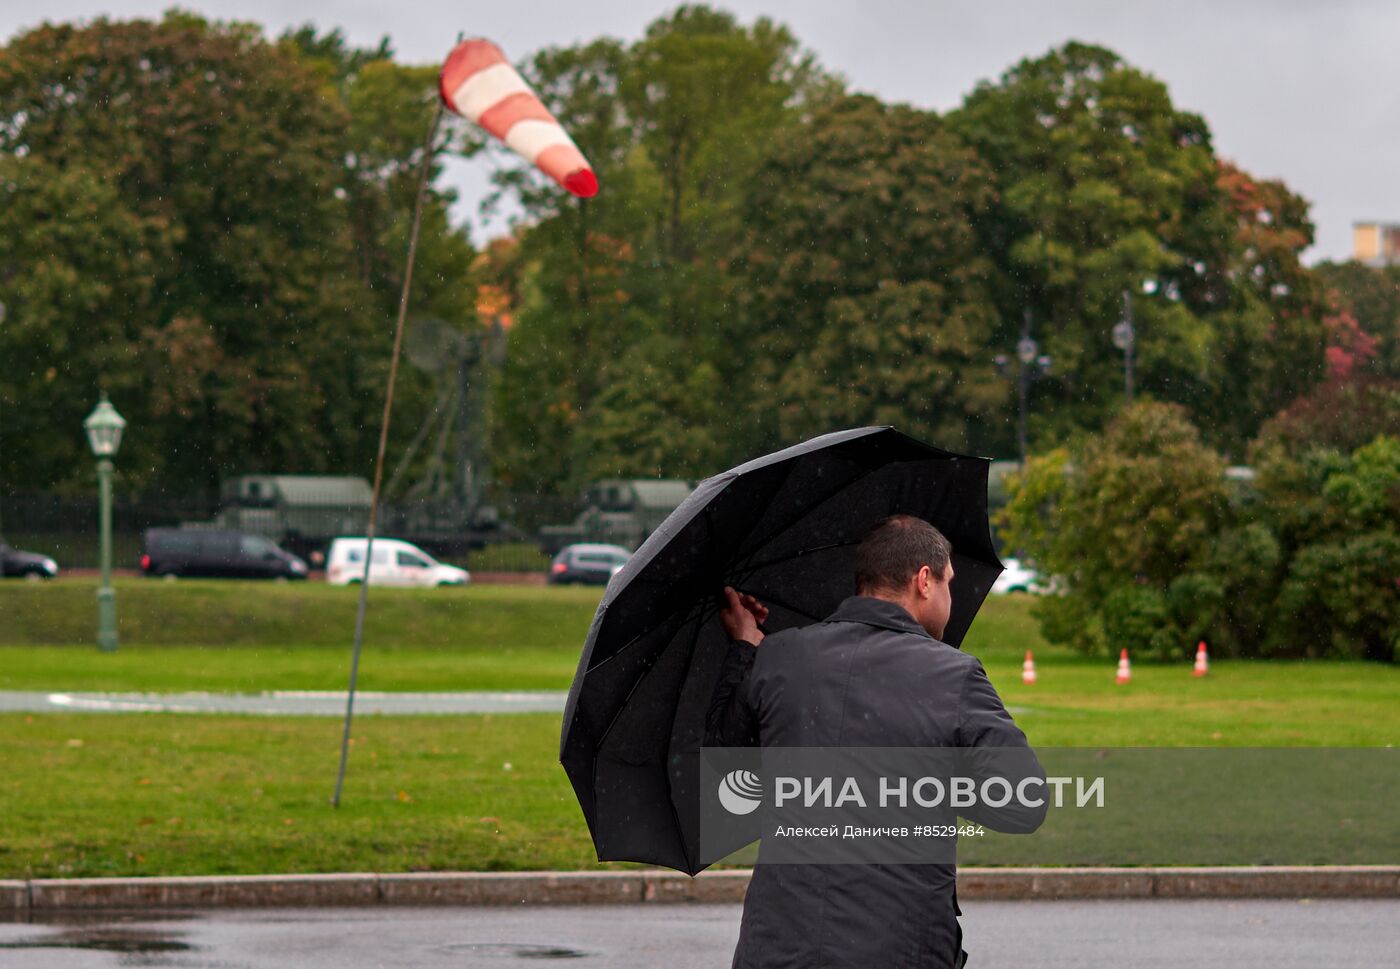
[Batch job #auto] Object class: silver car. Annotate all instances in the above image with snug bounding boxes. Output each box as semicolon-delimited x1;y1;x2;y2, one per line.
548;543;632;585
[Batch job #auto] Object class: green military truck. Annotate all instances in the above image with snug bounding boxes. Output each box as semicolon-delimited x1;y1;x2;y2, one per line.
215;475;373;559
539;479;694;555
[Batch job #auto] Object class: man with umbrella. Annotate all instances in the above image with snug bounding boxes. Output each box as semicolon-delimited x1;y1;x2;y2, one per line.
707;514;1045;969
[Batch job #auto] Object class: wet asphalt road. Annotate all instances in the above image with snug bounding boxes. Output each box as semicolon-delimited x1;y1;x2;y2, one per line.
1;899;1395;968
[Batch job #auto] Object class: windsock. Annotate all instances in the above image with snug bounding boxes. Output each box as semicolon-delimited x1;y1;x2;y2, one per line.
1115;648;1131;685
1022;650;1037;685
439;39;598;198
1193;641;1209;677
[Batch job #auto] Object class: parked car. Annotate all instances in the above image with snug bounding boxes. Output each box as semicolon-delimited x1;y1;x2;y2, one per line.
140;528;308;580
991;557;1044;595
0;536;59;580
325;537;469;587
548;543;632;586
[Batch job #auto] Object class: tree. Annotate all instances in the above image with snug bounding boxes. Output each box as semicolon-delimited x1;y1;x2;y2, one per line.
1203;162;1329;451
949;43;1327;457
488;6;838;496
1267;436;1400;661
0;14;477;494
1314;260;1400;381
282;25;479;487
998;402;1231;657
730;94;1002;455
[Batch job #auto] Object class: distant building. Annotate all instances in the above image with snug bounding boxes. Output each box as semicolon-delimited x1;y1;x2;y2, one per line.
1353;221;1400;266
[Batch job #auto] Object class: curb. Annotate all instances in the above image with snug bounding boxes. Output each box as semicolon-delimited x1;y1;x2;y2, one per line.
7;867;1398;912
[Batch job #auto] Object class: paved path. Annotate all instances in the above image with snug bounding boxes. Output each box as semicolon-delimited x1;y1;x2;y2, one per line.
0;690;567;716
1;900;1395;968
0;691;1023;718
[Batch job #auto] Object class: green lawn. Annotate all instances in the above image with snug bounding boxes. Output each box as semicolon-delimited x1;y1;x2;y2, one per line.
1;583;1396;877
3;706;1394;879
0;712;593;878
0;578;1045;692
0;578;601;649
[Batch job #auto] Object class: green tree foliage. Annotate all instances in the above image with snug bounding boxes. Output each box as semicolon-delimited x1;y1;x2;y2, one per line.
1264;436;1400;661
1002;402;1399;661
732;94;1003;454
490;33;1336;496
488;6;837;495
0;14;475;493
949;44;1326;457
997;402;1229;657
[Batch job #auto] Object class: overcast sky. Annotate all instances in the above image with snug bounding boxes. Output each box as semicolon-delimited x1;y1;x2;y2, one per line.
3;0;1395;262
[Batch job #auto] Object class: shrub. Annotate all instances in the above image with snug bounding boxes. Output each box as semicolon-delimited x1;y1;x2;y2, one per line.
1001;400;1398;661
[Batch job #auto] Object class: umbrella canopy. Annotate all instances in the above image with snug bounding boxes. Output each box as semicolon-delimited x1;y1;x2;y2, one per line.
560;427;1004;874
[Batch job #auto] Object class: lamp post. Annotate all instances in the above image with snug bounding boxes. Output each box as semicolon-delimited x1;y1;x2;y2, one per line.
994;309;1052;469
1113;288;1138;404
83;393;126;653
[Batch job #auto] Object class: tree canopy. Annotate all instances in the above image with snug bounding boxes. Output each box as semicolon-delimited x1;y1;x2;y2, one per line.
0;13;476;493
0;8;1341;507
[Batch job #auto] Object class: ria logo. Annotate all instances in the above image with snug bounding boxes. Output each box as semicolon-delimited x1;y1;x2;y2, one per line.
717;769;763;815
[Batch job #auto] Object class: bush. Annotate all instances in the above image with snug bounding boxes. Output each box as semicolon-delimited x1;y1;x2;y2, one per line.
1001;400;1399;661
998;402;1229;657
1276;530;1400;663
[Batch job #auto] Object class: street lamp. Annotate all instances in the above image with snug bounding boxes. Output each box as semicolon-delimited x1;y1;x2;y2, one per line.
1113;289;1135;403
995;309;1052;469
83;393;126;653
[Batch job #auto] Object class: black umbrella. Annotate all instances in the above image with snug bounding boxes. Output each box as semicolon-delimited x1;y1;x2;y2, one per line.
559;426;1004;874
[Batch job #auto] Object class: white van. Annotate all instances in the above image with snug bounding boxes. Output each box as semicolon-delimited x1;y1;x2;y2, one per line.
325;537;470;588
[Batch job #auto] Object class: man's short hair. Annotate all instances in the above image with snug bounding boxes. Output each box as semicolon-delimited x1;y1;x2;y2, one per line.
854;515;952;594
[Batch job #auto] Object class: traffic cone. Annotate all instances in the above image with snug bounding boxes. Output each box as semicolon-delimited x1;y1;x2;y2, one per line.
1115;648;1131;685
1192;641;1209;677
1022;650;1037;685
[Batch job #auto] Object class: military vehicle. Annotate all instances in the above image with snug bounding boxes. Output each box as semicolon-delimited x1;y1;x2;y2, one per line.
539;479;694;555
215;475;373;560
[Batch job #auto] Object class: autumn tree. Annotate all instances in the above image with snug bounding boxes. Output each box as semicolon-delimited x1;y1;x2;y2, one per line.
488;6;837;496
949;43;1327;457
1314;259;1400;381
0;14;476;494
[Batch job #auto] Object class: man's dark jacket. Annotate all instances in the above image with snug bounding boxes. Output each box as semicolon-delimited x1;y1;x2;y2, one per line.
706;595;1045;969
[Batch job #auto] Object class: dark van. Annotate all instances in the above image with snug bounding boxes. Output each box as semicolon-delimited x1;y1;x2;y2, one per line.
140;528;308;580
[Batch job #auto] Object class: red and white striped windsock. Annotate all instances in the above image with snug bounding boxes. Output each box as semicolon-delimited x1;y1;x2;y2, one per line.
439;39;598;198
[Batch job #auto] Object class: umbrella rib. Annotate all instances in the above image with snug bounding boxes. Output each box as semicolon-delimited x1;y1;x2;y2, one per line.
588;609;707;873
730;539;857;576
581;498;737;676
731;464;884;574
666;611;711;874
723;583;825;625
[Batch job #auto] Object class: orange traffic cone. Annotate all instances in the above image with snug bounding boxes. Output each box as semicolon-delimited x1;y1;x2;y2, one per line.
1115;648;1131;685
1022;650;1037;685
1193;641;1209;677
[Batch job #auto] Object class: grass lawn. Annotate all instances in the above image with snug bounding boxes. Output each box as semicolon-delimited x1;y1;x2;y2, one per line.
0;712;590;878
0;579;1049;692
1;584;1396;877
0;579;600;692
0;579;602;649
3;702;1394;879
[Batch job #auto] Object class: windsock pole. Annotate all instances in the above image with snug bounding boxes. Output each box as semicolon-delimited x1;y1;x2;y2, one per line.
332;92;449;809
1115;648;1132;685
